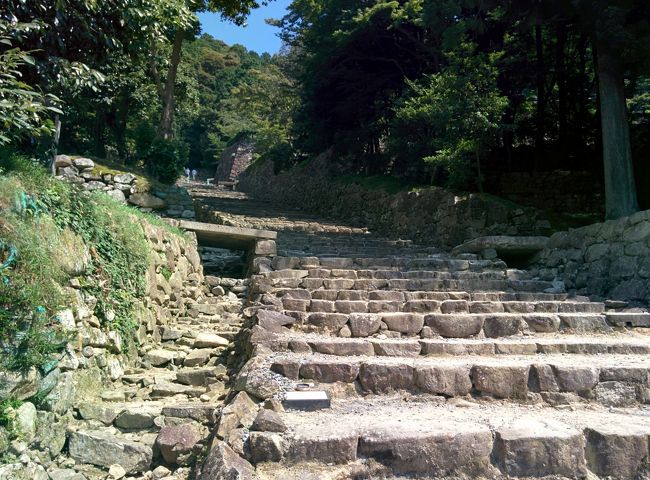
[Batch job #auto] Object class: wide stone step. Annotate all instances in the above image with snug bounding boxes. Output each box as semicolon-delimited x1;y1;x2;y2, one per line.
266;256;505;272
249;398;650;479
271;288;572;302
263;275;556;293
293;312;611;337
280;298;605;315
269;352;650;405
263;333;650;357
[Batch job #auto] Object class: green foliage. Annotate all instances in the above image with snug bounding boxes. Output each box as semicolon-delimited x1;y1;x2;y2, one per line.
143;137;189;184
0;398;23;439
0;21;61;146
0;151;154;371
390;43;508;189
219;62;299;169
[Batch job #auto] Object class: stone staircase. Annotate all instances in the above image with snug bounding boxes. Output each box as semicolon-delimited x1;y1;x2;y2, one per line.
239;253;650;479
58;287;248;479
187;188;650;480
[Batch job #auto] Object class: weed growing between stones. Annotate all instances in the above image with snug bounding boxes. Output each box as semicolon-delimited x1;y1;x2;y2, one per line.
0;398;22;438
0;152;180;371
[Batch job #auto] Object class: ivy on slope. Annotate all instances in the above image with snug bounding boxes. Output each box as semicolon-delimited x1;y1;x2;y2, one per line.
0;153;157;372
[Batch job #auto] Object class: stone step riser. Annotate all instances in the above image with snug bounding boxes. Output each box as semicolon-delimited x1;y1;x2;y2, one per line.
249;424;650;479
268;257;504;272
271;359;650;407
268;289;572;302
283;312;611;338
279;299;605;315
268;337;650;357
260;277;555;293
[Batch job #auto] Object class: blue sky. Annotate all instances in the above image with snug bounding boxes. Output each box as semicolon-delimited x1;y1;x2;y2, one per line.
198;0;291;55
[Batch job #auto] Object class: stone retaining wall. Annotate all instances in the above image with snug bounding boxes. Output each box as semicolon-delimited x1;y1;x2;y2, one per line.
0;220;204;463
54;155;196;219
489;170;604;216
238;153;551;249
531;210;650;305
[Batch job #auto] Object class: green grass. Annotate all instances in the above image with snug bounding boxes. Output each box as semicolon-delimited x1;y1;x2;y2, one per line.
0;150;181;372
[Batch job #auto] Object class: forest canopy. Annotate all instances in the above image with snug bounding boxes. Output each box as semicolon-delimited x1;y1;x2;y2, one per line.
1;0;649;218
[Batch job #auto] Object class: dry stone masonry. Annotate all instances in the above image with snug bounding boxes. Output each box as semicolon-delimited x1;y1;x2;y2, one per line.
53;155;196;219
237;151;552;248
0;218;245;480
189;188;650;480
532;209;650;306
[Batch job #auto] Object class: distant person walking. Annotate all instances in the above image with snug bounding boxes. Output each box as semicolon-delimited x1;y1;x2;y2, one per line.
184;167;190;181
191;169;197;181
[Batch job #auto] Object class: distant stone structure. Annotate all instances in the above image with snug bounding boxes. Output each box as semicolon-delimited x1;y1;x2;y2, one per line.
215;138;255;183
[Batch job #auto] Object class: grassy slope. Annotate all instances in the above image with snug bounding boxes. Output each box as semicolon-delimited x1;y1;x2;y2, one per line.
0;153;177;373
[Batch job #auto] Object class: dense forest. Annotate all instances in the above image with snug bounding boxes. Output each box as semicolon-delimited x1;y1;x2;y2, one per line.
2;0;649;218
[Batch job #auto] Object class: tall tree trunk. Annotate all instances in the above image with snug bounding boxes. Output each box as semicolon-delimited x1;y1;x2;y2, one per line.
556;24;568;164
576;35;588;155
534;21;545;171
596;43;639;219
50;114;62;174
160;30;185;140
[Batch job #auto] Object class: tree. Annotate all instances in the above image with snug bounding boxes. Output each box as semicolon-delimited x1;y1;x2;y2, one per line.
390;43;508;190
0;21;60;146
219;61;300;168
148;0;267;140
570;0;650;219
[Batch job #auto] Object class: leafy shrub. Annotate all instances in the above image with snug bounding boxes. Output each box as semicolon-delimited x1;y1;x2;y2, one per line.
143;137;189;185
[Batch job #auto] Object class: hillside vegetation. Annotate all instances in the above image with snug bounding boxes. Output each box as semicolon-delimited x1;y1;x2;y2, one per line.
0;153;177;372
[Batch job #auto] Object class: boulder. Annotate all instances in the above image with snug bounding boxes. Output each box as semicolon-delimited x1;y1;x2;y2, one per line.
144;349;176;366
41;371;75;414
0;368;41;401
251;409;287;433
156;423;202;465
425;314;483;338
53;155;72;168
585;425;650;479
128;193;167;210
193;333;229;348
83;181;107;191
68;430;152;473
248;432;284;463
256;310;296;332
348;313;382;337
216;391;258;439
72;157;95;170
114;409;156;430
114;173;136;184
299;361;359;384
14;402;36;443
77;403;120;426
197;440;254;480
59;166;79;177
106;189;126;203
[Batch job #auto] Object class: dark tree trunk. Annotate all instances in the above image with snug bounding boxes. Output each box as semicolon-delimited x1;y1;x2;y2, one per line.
160;30;185;140
556;24;568;163
576;35;588;154
596;43;639;219
534;21;545;165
